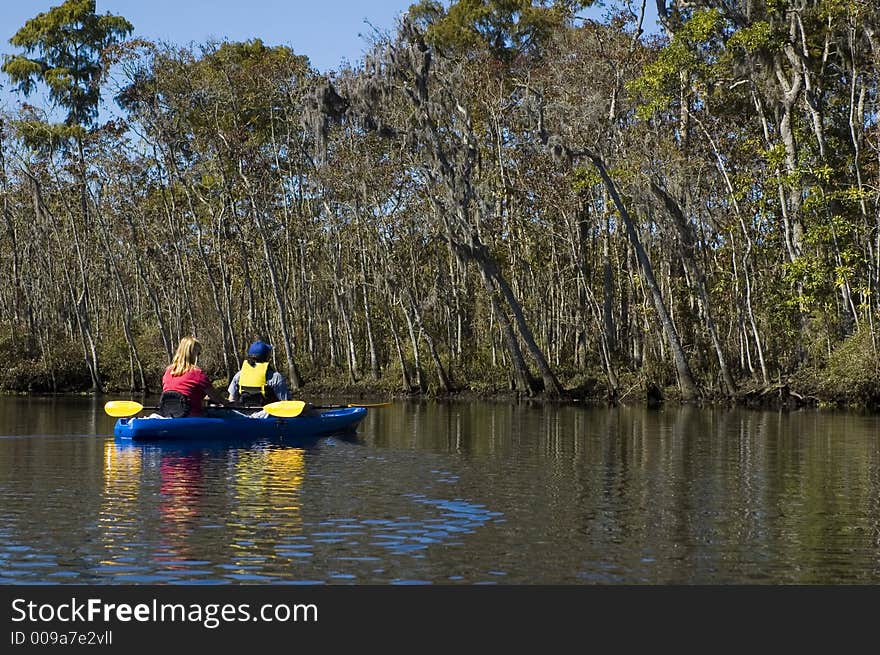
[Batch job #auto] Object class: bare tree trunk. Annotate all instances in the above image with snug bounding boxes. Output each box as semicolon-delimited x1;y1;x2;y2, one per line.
450;234;560;395
400;296;427;392
0;122;22;329
33;176;102;390
584;151;700;400
405;288;452;392
93;206;146;391
360;249;381;379
191;205;234;376
335;286;360;384
692;114;769;386
245;193;304;389
651;182;735;396
386;295;414;391
602;211;617;355
327;318;339;368
125;212;172;361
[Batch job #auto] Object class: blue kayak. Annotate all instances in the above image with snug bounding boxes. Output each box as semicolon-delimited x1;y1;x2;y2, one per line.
114;406;367;441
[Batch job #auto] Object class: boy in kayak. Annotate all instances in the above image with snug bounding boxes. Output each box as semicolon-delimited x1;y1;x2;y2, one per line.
227;340;291;417
160;336;230;417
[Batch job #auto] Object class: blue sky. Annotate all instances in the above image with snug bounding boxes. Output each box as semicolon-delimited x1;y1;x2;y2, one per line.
1;1;659;115
1;1;415;114
3;1;416;73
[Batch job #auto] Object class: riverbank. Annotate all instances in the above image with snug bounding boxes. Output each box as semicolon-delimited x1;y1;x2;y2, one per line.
3;375;871;413
3;337;877;411
303;372;870;412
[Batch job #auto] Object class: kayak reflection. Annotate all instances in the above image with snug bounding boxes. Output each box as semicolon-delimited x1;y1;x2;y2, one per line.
229;447;307;577
156;451;205;566
96;440;143;577
104;439;311;580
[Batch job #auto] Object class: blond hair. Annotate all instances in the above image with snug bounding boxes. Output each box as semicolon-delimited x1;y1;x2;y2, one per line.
169;336;201;376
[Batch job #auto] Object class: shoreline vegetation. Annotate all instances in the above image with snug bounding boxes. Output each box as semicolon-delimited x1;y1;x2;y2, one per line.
3;2;880;413
0;386;854;412
0;363;870;412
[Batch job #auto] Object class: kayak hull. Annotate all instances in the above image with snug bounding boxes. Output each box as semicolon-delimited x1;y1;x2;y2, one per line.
114;406;367;441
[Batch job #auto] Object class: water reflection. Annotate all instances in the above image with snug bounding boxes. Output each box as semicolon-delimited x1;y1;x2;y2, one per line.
0;395;108;437
359;402;880;583
224;447;307;582
96;441;144;580
3;398;880;583
157;452;205;567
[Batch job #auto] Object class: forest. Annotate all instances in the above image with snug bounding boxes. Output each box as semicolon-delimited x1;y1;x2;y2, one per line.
1;0;878;407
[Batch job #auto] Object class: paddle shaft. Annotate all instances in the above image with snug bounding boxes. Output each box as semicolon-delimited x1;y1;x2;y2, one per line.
104;398;386;418
105;399;308;418
313;402;392;409
117;404;240;411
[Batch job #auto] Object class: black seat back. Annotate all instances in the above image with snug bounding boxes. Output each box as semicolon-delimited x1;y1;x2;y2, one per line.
158;391;191;418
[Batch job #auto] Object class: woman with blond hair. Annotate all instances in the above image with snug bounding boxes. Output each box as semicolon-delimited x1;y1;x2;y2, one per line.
159;336;229;417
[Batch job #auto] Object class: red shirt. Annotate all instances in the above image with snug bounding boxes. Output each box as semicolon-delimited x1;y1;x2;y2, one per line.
162;366;212;416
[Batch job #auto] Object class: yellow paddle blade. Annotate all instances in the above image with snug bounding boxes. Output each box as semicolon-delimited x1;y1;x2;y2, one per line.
104;400;145;417
263;400;307;418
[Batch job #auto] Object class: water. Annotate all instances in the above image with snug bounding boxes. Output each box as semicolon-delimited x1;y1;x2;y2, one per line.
1;396;880;584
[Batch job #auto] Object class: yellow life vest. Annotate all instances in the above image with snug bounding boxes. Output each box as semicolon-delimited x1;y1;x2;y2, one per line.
239;361;269;397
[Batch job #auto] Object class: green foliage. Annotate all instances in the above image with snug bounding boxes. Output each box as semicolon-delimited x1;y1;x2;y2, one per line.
783;254;832;310
630;9;725;117
0;334;91;392
760;143;787;168
409;0;590;61
2;0;133;127
802;214;851;246
1;56;42;86
119;38;311;179
727;21;772;53
95;326;168;392
10;119;85;154
796;329;880;407
571;165;601;194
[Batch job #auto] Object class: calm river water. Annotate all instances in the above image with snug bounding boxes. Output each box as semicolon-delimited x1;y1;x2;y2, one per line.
1;395;879;584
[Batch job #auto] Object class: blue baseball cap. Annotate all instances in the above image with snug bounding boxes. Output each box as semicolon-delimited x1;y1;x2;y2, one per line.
247;340;273;359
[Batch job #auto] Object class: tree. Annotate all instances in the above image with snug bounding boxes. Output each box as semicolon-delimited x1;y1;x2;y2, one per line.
2;0;133;391
3;0;133;128
410;0;594;61
314;17;567;396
